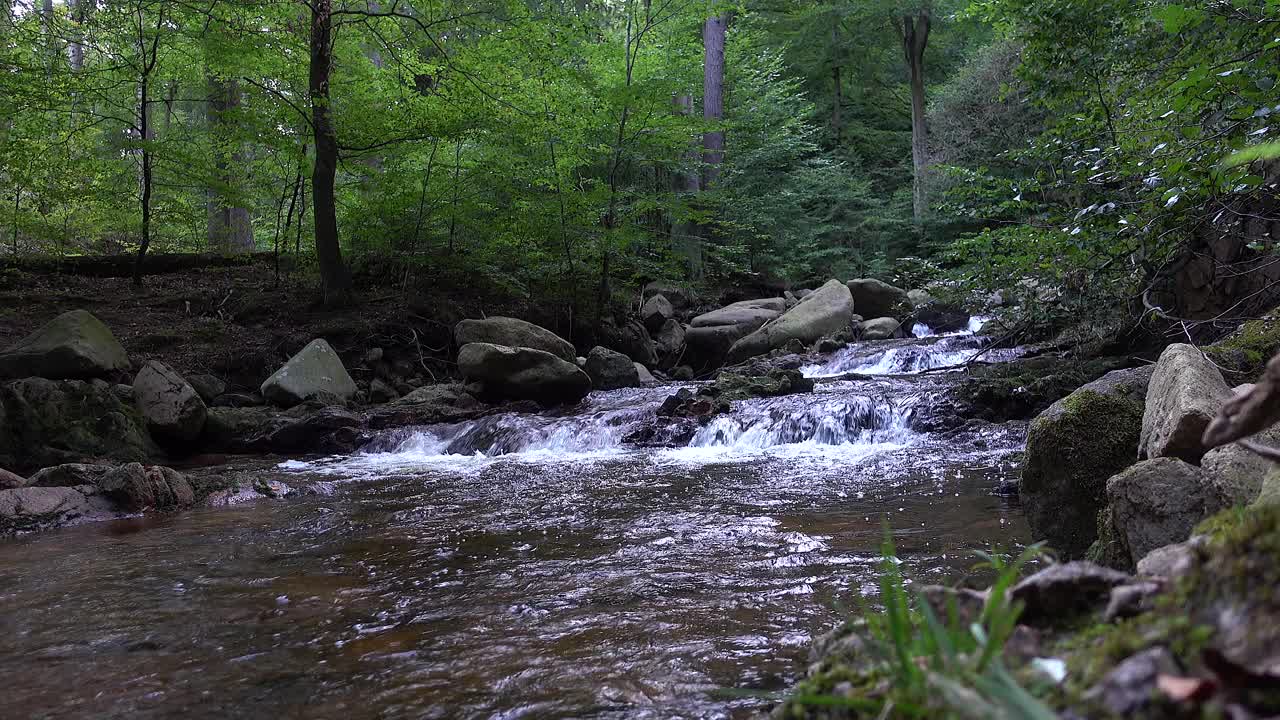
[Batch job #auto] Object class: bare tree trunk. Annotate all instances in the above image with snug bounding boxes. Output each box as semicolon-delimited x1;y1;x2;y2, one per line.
207;75;254;253
900;5;931;233
41;0;57;72
701;14;726;189
309;0;350;302
831;26;842;141
132;74;153;286
68;0;87;71
672;93;702;277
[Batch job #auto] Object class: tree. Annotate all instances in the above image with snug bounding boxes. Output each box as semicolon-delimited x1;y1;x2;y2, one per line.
897;1;930;232
308;0;350;301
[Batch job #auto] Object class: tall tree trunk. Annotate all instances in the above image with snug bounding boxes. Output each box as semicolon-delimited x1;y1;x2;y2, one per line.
309;0;350;302
68;0;87;71
901;6;930;233
132;75;153;286
672;93;702;277
831;26;842;141
41;0;57;72
207;75;254;253
701;14;726;189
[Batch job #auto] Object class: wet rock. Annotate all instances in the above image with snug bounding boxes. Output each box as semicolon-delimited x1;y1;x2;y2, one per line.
671;366;694;381
186;374;226;404
366;384;486;429
368;378;399;404
846;278;908;319
133;360;207;446
1140;343;1231;462
1104;581;1164;621
584;346;640;390
0;377;154;473
1105;457;1214;563
1084;647;1177;716
261;339;358;408
0;309;130;380
98;463;195;511
640;294;674;332
685;299;784;369
1136;538;1202;579
254;406;364;454
607;319;659;367
0;485;113;536
211;392;263;408
726;280;855;364
635;362;657;384
454;316;576;362
656;387;730;421
0;467;25;490
25;463;113;488
1020;366;1152;558
458;343;591;405
860;317;902;341
1010;561;1132;622
712;368;814;403
913;303;971;334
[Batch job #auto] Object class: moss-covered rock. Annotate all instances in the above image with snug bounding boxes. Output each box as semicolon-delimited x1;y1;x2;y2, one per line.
0;377;156;473
1205;308;1280;385
1021;366;1152;559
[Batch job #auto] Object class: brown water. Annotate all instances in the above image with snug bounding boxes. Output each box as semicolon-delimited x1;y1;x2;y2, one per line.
0;335;1031;719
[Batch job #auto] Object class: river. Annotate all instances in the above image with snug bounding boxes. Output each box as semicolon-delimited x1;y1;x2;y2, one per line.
0;325;1030;719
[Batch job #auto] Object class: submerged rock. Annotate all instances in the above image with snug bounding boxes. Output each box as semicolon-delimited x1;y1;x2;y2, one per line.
458;342;591;405
1020;366;1151;559
584;346;640;390
260;339;358;408
1140;343;1231;462
133;360;207;446
454;316;576;362
725;280;854;364
0;309;130;380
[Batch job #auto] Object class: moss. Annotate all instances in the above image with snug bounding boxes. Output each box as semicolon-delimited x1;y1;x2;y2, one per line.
1205;311;1280;384
1085;506;1133;570
1192;505;1252;543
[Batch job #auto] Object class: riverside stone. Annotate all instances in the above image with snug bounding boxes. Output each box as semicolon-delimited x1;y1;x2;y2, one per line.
458;342;591;405
0;310;130;380
454;316;576;362
260;339;357;407
133;360;207;445
1140;343;1231;462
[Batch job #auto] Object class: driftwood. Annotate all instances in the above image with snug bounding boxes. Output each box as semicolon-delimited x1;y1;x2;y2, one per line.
0;252;277;278
1202;352;1280;460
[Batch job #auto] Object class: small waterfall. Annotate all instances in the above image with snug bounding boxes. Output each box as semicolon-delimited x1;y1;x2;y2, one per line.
804;316;999;377
688;395;914;450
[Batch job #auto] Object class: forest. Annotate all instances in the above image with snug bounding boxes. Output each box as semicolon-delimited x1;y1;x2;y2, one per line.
2;1;1280;719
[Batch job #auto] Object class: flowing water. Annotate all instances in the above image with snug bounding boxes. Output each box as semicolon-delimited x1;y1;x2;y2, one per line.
0;326;1030;719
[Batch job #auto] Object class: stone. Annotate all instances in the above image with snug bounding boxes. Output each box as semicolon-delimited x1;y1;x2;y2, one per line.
642;282;697;311
640;294;675;333
635;363;657;384
98;463;195;511
1136;539;1202;579
906;288;933;308
362;347;384;365
0;377;154;473
1140;343;1231;462
366;384;486;429
918;585;988;627
250;406;364;454
726;280;855;364
608;319;659;366
0;485;112;536
860;317;902;341
1106;457;1214;562
25;463;113;488
671;366;694;381
1103;581;1164;621
186;374;227;404
685;299;786;369
584;346;639;390
1011;561;1132;622
211;392;263;408
1084;647;1177;716
654;319;686;364
1200;420;1280;508
846;278;908;319
457;343;591;405
133;360;207;445
712;369;814;403
454;317;576;362
0;309;130;380
368;378;399;404
0;467;25;490
1020;366;1153;558
260;339;358;408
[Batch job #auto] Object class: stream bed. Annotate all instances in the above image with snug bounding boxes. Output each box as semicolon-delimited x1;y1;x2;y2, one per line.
0;330;1031;719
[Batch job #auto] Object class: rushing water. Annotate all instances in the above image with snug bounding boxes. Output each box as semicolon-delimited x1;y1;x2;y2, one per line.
0;327;1031;719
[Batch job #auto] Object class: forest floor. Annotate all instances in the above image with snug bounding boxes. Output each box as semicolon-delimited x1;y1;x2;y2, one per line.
0;260;489;391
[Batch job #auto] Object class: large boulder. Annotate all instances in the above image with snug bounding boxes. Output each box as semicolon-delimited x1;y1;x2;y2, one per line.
606;319;659;366
846;279;908;319
25;463;113;488
654;319;686;365
1200;420;1280;508
0;309;130;380
0;468;25;490
1105;457;1214;564
640;294;675;333
584;346;640;390
260;339;358;408
98;463;195;511
1020;366;1153;559
454;317;576;362
860;317;903;341
1139;343;1231;462
132;360;207;446
186;374;227;404
685;298;785;369
0;485;113;536
366;384;487;429
457;343;591;405
726;280;854;364
642;282;697;312
0;377;154;473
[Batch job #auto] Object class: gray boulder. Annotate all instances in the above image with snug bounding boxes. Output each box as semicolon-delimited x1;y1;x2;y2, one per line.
0;309;130;380
654;319;686;364
366;384;486;429
584;346;639;390
260;339;358;407
860;317;903;341
635;363;657;384
642;282;697;311
99;462;195;511
0;467;24;490
1020;366;1153;559
686;298;785;368
640;294;675;333
133;360;207;445
25;463;113;488
186;374;226;404
457;343;591;405
454;317;576;362
906;289;933;308
609;319;659;366
368;378;399;404
0;377;154;472
1136;538;1202;580
846;279;908;319
725;280;854;364
0;485;113;536
1105;457;1214;563
1199;409;1280;508
1140;343;1230;462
